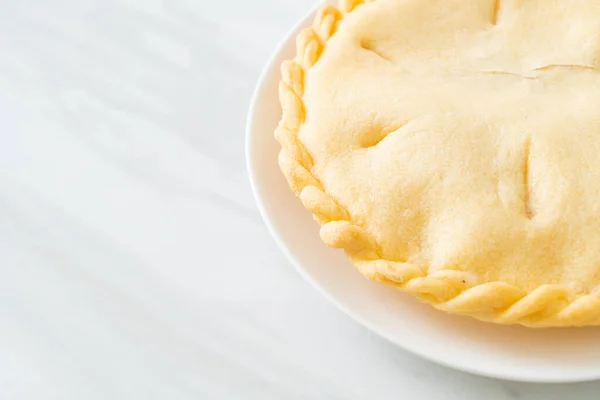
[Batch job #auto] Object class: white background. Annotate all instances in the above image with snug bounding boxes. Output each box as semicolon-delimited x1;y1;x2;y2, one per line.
1;0;600;398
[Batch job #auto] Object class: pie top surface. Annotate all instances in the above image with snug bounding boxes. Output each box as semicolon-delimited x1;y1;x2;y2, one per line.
277;0;600;326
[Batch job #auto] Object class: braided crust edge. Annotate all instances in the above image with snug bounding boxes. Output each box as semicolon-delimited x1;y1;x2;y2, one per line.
276;0;600;327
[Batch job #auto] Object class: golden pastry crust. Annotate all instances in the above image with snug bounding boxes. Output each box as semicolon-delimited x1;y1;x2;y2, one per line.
276;0;600;327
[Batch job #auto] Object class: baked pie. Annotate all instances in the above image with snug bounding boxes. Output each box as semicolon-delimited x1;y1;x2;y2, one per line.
276;0;600;327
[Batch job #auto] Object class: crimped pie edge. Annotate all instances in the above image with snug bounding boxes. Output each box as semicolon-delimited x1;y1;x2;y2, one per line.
275;0;600;327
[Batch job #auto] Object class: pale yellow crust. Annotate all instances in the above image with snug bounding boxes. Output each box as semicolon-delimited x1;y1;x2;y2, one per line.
276;0;600;327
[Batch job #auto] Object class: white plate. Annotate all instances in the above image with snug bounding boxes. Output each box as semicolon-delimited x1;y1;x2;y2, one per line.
246;2;600;383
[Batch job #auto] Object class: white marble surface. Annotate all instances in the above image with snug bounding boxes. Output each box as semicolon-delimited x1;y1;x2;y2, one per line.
1;0;600;398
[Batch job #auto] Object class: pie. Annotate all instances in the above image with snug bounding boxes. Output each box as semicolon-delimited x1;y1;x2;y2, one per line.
275;0;600;327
